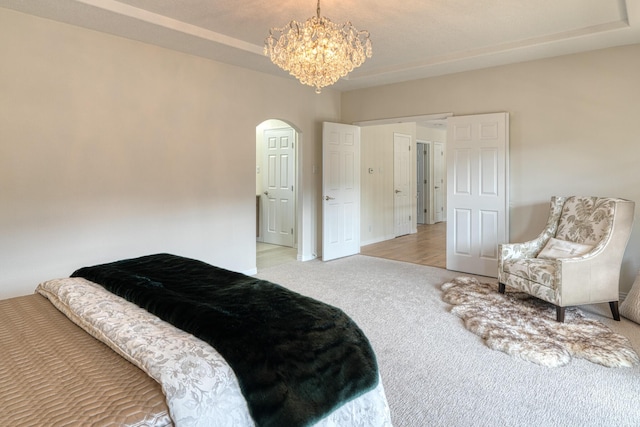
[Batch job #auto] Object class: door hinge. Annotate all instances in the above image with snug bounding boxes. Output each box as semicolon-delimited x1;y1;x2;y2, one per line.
291;228;293;234
291;185;294;191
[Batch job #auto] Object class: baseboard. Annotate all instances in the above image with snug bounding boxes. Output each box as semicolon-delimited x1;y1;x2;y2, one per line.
243;267;258;276
361;234;397;247
360;236;386;246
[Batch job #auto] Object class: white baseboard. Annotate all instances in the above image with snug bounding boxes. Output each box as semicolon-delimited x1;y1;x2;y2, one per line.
299;253;316;262
361;234;396;247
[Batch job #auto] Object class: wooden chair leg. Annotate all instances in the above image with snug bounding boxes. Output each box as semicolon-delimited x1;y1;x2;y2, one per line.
556;306;565;323
498;283;505;294
609;301;621;321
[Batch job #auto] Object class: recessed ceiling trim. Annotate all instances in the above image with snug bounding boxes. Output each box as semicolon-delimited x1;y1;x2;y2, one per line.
77;0;264;55
353;113;453;127
351;20;631;79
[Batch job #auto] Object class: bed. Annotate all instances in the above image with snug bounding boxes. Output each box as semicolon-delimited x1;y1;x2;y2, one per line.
0;253;391;427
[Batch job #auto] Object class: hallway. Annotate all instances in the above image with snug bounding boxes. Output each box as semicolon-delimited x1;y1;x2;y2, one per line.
360;222;446;269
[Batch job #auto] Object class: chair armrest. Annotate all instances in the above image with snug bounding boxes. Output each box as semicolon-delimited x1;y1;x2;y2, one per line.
499;237;548;262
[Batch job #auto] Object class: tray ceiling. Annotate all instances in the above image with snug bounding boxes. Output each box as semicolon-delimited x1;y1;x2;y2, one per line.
2;0;639;91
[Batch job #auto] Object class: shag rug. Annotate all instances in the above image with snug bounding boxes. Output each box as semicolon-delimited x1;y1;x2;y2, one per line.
441;276;640;368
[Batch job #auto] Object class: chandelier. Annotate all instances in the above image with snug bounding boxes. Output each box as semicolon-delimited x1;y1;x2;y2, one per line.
264;0;372;93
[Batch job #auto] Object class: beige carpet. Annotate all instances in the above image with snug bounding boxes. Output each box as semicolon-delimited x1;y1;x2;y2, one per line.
256;255;640;427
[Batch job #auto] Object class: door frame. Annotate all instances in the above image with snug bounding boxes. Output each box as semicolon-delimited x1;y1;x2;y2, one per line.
255;119;301;259
433;142;445;223
416;140;431;225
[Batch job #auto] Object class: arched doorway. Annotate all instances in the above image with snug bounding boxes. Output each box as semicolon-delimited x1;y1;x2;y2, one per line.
255;119;299;269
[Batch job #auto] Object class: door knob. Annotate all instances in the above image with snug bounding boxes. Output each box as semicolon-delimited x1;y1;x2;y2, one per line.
395;189;401;193
324;195;335;201
263;191;269;196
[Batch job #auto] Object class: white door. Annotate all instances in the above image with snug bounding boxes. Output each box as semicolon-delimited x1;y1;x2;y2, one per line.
322;122;361;261
394;133;412;236
446;112;509;277
434;142;445;223
262;127;295;247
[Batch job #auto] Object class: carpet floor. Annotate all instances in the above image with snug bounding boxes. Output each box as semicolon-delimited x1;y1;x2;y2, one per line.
256;255;640;427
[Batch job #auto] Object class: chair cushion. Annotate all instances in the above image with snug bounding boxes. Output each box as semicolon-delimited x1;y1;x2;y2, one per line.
537;238;593;259
502;258;558;290
555;197;614;246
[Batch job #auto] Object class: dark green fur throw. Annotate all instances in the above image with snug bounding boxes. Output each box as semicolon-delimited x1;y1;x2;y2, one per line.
71;253;378;427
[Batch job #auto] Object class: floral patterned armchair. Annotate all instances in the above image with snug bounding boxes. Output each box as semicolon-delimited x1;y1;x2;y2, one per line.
498;196;635;322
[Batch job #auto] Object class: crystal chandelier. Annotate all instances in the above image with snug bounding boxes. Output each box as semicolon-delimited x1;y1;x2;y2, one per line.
264;0;372;93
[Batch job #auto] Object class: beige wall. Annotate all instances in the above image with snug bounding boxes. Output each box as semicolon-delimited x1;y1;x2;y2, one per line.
343;43;640;292
0;8;340;298
361;123;416;245
3;7;639;298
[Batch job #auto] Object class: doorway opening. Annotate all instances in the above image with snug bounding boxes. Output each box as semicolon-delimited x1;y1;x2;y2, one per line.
358;116;448;269
256;119;299;269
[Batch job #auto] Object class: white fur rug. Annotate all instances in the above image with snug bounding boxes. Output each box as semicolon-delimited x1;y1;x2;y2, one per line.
442;276;640;368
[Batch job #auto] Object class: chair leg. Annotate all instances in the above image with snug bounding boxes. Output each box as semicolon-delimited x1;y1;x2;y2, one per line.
609;301;621;321
556;306;565;323
498;283;505;294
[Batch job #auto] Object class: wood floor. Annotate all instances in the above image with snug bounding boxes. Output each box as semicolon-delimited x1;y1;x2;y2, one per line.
360;222;446;269
257;222;446;270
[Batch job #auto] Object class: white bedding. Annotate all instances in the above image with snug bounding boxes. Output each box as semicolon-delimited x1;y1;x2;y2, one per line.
37;278;392;427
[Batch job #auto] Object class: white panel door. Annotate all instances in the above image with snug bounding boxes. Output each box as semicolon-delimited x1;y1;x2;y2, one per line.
322;122;361;261
262;127;295;247
446;113;509;277
394;133;412;236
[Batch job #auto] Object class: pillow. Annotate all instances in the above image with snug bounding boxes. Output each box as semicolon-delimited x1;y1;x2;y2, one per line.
620;271;640;325
537;237;594;259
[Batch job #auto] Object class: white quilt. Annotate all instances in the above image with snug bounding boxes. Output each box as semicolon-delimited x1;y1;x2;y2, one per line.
37;278;392;427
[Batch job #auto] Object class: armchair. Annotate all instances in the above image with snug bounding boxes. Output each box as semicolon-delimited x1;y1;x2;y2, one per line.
498;196;635;322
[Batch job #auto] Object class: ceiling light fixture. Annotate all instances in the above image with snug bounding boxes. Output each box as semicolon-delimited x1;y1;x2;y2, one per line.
264;0;372;94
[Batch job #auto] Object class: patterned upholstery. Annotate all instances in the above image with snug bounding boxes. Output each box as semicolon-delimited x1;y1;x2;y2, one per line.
498;196;635;321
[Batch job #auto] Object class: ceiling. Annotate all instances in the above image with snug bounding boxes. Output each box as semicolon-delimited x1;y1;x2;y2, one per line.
2;0;640;92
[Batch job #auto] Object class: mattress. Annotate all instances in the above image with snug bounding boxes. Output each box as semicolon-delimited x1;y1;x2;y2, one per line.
0;293;171;427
